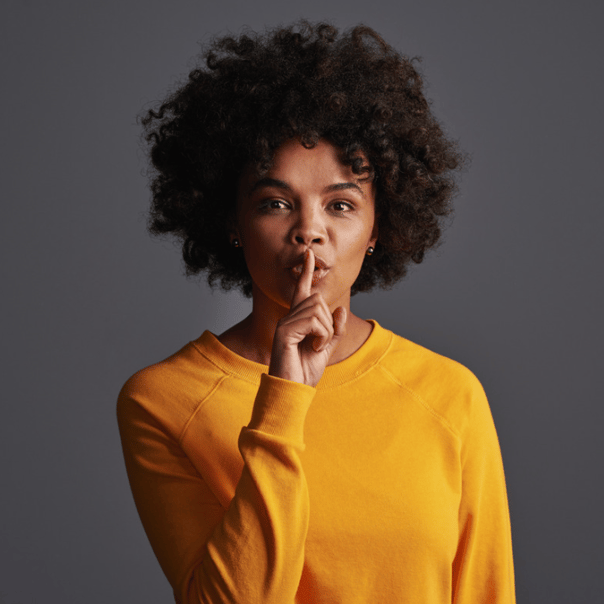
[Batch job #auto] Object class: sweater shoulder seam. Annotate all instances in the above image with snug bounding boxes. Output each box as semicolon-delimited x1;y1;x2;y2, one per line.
377;364;460;439
190;340;263;385
178;373;230;445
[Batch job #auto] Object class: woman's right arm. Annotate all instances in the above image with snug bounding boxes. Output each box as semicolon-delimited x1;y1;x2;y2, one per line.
117;249;342;603
118;370;315;604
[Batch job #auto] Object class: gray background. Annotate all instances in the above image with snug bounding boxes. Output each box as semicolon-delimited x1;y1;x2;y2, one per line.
1;0;602;602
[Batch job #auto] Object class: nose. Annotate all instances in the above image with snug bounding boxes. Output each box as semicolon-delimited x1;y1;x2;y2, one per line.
290;206;326;246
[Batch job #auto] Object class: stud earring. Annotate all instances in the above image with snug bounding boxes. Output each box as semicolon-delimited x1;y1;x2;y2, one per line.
366;246;375;256
232;239;241;248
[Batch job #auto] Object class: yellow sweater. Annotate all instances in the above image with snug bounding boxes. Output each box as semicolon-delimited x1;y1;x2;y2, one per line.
117;320;515;603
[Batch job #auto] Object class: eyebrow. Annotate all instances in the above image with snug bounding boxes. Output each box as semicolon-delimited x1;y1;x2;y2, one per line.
248;177;365;198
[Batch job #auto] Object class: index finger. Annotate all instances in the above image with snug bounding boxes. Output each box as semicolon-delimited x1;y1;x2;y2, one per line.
291;248;314;308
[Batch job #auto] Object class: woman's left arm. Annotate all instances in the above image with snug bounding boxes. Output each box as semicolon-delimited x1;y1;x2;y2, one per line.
452;381;516;604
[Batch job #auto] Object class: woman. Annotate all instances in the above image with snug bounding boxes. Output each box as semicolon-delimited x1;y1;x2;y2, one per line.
117;22;516;603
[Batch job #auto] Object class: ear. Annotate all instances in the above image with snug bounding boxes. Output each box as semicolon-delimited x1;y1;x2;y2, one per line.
226;214;241;246
228;230;241;246
369;214;379;248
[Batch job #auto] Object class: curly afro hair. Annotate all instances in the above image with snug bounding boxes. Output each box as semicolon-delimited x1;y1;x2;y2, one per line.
141;21;463;296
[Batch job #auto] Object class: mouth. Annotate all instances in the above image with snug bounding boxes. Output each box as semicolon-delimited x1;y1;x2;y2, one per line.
288;254;330;285
288;253;329;270
290;264;329;286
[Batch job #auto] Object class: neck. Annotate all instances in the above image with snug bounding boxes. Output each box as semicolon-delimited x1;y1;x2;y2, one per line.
243;291;291;365
218;285;372;367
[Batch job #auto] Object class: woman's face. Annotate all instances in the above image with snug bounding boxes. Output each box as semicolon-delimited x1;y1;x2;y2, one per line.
234;138;378;312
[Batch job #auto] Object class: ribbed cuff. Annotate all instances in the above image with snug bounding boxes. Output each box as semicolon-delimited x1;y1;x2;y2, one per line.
247;373;316;443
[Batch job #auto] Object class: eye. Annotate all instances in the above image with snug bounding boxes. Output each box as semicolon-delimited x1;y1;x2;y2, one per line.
330;201;354;213
259;199;290;212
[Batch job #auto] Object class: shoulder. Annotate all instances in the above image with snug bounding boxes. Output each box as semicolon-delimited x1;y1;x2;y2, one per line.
376;327;489;435
117;337;229;438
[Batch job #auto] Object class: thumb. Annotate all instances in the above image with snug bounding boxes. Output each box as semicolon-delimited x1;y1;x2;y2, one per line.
326;306;347;354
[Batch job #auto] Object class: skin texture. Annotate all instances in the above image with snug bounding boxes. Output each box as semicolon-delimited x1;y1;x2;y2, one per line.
218;139;378;386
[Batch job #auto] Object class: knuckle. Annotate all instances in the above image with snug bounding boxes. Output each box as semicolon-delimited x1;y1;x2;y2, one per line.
311;316;326;333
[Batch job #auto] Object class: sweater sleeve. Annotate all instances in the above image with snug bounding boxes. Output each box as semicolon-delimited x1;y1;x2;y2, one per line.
451;380;516;604
117;372;316;604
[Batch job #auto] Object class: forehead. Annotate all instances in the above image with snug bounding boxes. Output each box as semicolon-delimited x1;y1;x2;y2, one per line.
270;138;356;176
238;138;375;197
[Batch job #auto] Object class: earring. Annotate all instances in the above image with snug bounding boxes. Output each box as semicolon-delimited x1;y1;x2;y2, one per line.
232;239;241;248
366;246;374;256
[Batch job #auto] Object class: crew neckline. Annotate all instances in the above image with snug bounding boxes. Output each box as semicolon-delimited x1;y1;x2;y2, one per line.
191;319;393;389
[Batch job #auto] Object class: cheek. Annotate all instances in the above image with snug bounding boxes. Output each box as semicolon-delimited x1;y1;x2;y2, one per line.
334;232;371;282
343;223;373;255
241;216;281;246
349;225;374;266
241;225;281;273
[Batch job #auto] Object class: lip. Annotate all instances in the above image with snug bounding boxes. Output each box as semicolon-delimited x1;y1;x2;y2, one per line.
289;265;329;286
287;253;330;286
287;253;330;271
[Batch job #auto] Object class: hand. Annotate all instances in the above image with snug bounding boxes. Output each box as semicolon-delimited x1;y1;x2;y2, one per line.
268;249;347;387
